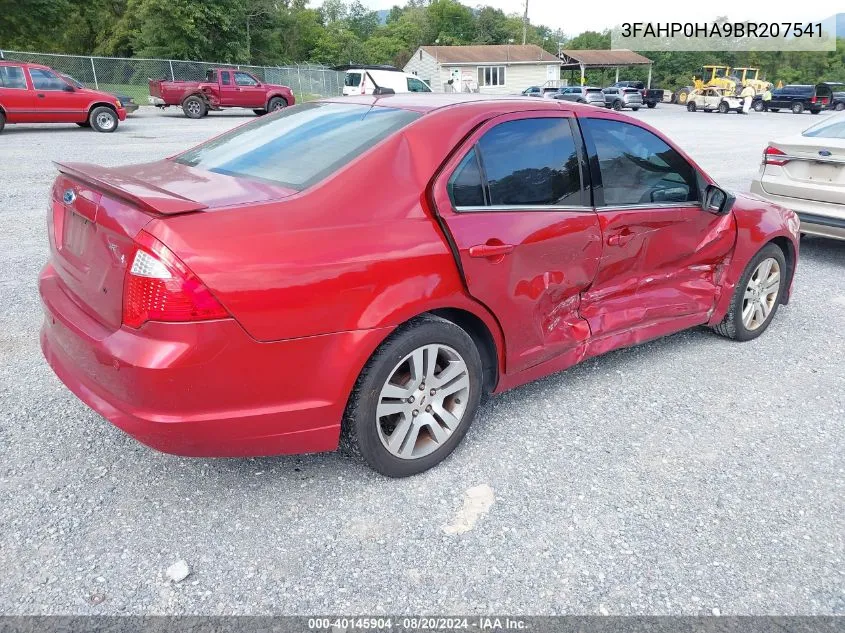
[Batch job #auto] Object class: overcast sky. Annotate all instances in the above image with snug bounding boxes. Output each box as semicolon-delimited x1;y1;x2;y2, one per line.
342;0;841;38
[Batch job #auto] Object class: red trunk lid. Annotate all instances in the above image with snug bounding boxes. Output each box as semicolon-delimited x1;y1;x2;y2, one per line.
47;161;296;331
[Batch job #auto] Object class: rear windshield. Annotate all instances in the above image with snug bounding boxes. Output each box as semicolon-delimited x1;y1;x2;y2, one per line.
344;72;362;87
803;117;845;139
175;102;420;190
586;88;602;93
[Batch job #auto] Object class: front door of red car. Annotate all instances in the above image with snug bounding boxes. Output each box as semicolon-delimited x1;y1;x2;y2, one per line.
27;67;87;123
577;115;735;347
432;112;602;374
232;71;265;108
0;64;37;122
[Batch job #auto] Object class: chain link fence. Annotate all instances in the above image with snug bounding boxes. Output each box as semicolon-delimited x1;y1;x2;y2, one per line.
0;50;344;103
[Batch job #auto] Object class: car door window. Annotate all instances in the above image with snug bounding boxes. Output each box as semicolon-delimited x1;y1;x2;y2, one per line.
29;68;65;91
234;72;259;87
220;71;231;85
448;117;582;209
0;65;27;89
448;149;485;207
583;118;698;206
407;77;429;92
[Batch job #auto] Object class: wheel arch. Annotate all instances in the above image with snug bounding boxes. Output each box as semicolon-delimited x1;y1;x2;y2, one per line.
768;235;796;305
428;308;499;394
86;101;117;116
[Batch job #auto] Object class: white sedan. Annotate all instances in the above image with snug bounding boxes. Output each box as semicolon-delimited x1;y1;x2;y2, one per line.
751;114;845;240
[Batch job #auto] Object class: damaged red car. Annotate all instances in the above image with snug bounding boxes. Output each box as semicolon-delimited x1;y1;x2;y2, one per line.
40;94;799;477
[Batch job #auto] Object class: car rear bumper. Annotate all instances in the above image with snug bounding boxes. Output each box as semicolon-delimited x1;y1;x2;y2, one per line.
750;180;845;240
148;96;166;106
39;264;391;457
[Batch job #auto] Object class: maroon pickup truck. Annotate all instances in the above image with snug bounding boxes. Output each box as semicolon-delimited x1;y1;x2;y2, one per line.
149;68;295;119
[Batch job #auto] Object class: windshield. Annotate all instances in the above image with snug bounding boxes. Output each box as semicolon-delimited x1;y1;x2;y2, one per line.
344;72;362;87
803;116;845;139
175;102;420;190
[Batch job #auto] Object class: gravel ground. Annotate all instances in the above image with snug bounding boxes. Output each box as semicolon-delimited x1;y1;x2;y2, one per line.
0;104;843;616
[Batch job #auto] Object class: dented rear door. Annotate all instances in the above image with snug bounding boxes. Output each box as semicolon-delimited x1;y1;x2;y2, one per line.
432;110;602;374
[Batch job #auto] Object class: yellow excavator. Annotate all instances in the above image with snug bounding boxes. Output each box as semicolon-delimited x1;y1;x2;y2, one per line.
674;65;773;104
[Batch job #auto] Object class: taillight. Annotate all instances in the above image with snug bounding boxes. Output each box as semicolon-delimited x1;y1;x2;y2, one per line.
122;231;229;329
811;96;817;104
763;145;789;166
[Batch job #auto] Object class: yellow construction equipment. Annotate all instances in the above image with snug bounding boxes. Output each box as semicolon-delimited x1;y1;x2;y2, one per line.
674;65;772;104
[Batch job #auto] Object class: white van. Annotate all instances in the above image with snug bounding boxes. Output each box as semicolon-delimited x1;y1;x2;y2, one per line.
343;68;432;96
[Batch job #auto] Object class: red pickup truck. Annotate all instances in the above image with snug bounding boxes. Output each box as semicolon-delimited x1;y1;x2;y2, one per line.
149;68;295;119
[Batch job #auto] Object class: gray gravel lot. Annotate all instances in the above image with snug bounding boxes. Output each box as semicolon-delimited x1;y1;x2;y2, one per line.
1;104;843;616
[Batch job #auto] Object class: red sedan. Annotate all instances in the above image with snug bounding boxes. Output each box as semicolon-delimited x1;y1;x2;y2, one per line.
40;94;799;477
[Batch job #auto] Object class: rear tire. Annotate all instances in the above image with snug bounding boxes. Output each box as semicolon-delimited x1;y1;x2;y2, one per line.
712;243;786;342
770;108;779;112
810;109;821;115
76;121;90;127
687;101;697;112
88;106;118;133
341;315;483;477
253;109;267;116
791;102;804;114
612;100;622;111
0;110;4;133
647;102;656;109
631;107;639;111
753;100;765;112
718;101;729;114
835;102;845;111
182;95;207;119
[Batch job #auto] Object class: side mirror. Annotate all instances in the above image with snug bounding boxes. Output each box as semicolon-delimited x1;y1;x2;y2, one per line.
703;184;735;214
62;84;75;92
373;87;395;95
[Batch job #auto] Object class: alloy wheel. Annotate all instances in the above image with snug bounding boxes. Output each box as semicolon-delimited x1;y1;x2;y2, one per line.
741;257;781;331
376;344;470;460
96;112;115;130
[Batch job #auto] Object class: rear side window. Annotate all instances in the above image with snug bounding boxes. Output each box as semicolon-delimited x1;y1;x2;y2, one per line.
175;102;420;190
345;72;362;87
220;71;231;85
448;117;582;208
582;118;698;206
0;66;26;89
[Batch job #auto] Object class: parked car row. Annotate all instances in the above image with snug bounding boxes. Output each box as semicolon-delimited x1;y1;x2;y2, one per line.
521;82;650;111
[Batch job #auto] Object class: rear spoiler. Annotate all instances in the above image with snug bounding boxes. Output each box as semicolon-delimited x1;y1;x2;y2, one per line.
55;162;208;215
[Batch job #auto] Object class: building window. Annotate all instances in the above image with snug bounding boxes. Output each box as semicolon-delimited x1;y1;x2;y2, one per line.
477;66;506;87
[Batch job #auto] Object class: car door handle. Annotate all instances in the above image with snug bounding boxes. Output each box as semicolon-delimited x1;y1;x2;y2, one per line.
468;242;514;258
607;230;634;246
37;93;45;98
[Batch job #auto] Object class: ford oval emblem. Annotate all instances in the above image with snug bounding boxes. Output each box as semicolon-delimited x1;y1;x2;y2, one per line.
819;149;832;157
62;189;76;205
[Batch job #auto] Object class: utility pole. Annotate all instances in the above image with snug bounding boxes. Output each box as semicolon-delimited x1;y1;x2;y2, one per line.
522;0;528;45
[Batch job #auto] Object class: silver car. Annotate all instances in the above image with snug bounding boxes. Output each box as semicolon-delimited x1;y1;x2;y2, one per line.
750;113;845;240
602;87;643;111
554;86;605;106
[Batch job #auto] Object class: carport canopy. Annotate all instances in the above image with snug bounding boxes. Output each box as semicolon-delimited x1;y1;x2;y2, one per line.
558;49;653;87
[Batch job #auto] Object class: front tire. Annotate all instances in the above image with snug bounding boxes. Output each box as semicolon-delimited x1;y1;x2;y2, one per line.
753;100;765;112
612;100;623;111
0;110;6;133
267;97;287;112
342;315;483;477
687;101;697;112
835;102;845;111
88;106;118;133
718;101;729;114
182;95;207;119
712;244;786;342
